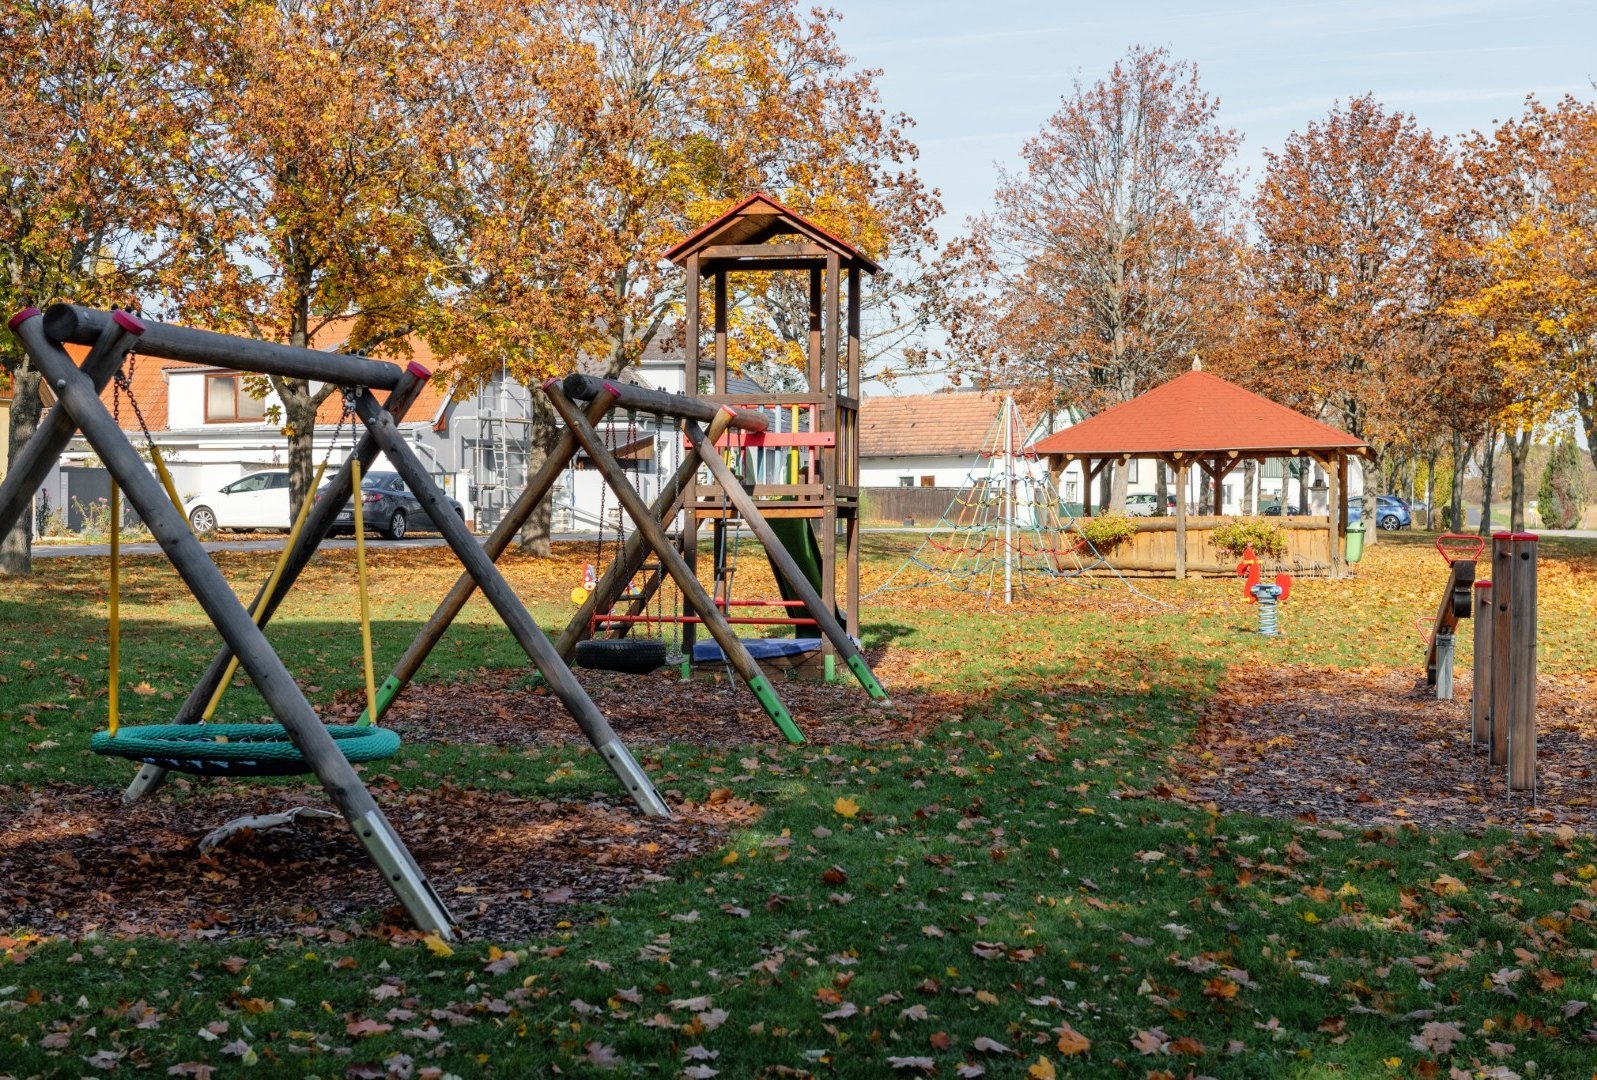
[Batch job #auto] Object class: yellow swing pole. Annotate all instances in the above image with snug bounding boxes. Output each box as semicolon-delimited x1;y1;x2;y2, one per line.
147;445;190;532
350;459;379;726
200;461;328;721
108;483;120;736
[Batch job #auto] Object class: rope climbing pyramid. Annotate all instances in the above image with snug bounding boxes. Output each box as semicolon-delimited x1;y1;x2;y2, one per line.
871;394;1120;603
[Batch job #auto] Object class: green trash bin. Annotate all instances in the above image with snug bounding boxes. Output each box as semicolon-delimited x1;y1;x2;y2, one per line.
1344;521;1367;565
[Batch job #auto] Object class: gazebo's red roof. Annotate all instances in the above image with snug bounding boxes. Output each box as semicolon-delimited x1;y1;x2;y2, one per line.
1026;370;1367;457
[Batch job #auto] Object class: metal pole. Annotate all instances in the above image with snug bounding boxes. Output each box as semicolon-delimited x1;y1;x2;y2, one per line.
1472;578;1492;747
126;366;427;803
684;417;889;702
546;385;806;745
554;410;732;663
348;386;671;817
0;308;144;539
1003;395;1014;605
364;390;616;722
1507;533;1538;793
10;311;455;937
43;304;405;391
1434;632;1454;700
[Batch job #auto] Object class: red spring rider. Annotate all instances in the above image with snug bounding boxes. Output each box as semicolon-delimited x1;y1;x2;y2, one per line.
1236;544;1292;635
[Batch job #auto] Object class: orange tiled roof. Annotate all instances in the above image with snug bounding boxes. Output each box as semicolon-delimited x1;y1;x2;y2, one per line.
1027;370;1367;457
859;390;1027;457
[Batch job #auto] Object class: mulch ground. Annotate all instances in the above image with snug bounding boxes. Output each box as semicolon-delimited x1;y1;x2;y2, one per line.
332;649;963;749
0;783;756;942
1185;663;1597;833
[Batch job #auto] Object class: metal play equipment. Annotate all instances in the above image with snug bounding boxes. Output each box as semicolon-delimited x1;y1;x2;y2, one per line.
1;305;668;935
1236;544;1292;636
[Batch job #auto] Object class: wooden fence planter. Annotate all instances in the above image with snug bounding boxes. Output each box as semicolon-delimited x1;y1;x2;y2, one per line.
1083;516;1337;577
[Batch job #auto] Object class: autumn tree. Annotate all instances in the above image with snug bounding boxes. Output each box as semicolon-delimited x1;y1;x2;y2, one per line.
424;0;938;553
155;0;457;520
1450;97;1597;529
1252;95;1455;544
0;0;198;575
926;47;1244;510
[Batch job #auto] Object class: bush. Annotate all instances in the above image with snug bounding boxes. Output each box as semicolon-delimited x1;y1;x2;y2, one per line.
1078;513;1139;551
1210;518;1288;559
1537;436;1586;529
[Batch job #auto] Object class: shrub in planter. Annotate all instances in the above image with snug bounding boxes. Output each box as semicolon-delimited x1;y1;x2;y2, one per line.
1078;513;1139;552
1210;519;1288;560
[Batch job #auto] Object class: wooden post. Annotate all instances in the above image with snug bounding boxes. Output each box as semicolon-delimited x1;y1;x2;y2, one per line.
1489;533;1512;767
547;386;807;744
683;252;703;658
846;266;861;398
1507;533;1538;792
1174;460;1189;580
713;269;728;396
1472;578;1492;747
808;266;822;391
686;418;887;701
353;386;673;815
1328;453;1344;577
1082;458;1094;518
12;313;456;936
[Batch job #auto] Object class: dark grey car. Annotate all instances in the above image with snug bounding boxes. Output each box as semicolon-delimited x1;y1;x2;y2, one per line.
319;470;463;540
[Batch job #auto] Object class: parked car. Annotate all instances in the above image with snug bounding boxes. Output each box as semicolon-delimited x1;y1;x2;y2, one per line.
319;470;463;540
185;469;291;533
1348;495;1411;531
1260;501;1282;516
1125;492;1172;516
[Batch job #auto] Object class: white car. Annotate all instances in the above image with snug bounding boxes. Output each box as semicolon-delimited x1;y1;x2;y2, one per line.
184;469;291;532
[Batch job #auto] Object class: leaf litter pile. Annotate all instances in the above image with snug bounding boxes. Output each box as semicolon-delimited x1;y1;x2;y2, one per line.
0;783;755;941
338;649;960;749
1188;663;1597;831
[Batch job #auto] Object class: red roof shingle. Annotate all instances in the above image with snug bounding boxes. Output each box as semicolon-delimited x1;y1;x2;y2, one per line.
860;390;1029;457
1026;371;1366;457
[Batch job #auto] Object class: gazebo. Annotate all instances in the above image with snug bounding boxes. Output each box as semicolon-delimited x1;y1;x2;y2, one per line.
1027;369;1370;579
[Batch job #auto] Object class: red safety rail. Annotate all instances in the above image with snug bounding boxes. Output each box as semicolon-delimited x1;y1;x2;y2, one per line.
1435;533;1485;565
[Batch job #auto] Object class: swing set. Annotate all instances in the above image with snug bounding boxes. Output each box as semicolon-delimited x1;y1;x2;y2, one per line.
4;305;672;937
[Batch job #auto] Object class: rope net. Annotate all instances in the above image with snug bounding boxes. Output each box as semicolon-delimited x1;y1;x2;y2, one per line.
870;395;1130;604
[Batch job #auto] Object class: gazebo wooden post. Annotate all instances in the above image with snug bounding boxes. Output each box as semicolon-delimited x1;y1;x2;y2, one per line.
1327;451;1345;577
1081;457;1094;518
1174;455;1189;580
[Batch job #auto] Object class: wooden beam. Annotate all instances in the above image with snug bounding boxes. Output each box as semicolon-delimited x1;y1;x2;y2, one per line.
700;242;830;260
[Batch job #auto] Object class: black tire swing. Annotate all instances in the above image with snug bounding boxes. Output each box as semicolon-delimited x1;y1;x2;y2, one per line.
573;413;675;676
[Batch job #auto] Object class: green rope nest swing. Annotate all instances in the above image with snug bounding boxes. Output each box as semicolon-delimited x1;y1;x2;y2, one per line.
90;723;400;777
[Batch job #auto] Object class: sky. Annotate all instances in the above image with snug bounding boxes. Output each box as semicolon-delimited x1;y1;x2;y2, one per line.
827;0;1597;236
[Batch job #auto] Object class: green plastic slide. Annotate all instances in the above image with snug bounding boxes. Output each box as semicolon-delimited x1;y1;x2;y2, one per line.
766;517;828;637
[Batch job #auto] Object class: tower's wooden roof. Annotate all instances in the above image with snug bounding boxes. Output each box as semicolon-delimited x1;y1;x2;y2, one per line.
666;193;879;273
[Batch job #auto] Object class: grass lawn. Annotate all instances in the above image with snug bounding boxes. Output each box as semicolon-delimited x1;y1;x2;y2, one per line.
2;530;1596;1079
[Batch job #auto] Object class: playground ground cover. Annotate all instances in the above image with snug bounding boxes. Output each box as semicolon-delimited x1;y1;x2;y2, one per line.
2;533;1597;1077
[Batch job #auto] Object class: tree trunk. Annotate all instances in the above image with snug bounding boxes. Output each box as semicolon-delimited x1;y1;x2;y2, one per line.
1508;427;1532;532
1242;459;1255;516
1296;461;1310;515
1578;388;1597;476
1476;429;1497;536
0;366;42;576
517;396;561;556
1362;451;1379;547
1098;462;1113;513
1447;431;1471;533
1153;461;1168;517
275;379;330;526
1423;445;1438;531
1108;461;1127;512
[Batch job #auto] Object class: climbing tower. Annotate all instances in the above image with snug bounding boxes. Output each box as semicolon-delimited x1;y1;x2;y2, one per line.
667;194;876;680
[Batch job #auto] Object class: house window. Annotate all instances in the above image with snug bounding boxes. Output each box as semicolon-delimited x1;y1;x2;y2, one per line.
205;375;266;422
1222;484;1233;508
899;476;914;488
920;476;934;487
1064;481;1078;502
1127;459;1139;483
